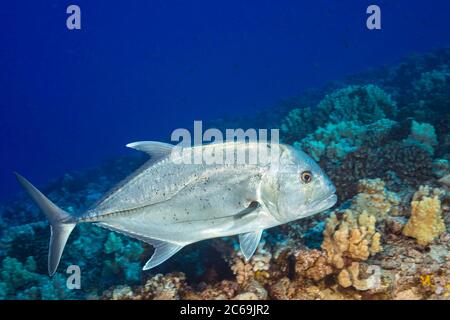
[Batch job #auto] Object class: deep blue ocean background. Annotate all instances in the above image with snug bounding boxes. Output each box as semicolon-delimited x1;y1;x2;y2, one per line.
1;0;450;200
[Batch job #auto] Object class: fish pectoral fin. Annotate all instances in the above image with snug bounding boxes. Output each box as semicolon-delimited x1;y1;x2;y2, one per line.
126;141;174;163
143;239;184;270
239;230;263;261
235;201;261;219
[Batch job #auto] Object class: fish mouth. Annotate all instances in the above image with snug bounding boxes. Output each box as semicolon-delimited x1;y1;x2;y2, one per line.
311;192;338;212
322;193;338;209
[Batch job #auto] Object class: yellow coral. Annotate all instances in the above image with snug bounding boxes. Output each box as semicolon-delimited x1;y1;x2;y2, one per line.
322;210;382;270
353;178;400;218
337;262;382;291
402;186;445;246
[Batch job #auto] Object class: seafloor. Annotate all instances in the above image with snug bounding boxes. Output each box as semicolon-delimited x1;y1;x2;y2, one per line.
0;47;449;300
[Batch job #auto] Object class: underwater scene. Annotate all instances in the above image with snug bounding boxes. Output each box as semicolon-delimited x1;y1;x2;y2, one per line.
0;1;449;302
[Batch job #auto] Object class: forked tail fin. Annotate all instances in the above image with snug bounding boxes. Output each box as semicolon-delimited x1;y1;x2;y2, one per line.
14;172;77;276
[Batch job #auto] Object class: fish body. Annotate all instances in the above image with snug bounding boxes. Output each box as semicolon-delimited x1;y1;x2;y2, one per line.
15;141;337;275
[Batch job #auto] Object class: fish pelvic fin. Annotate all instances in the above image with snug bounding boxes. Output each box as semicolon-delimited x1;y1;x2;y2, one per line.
14;172;76;276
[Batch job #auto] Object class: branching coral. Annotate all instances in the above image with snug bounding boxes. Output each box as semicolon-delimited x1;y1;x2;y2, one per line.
292;207;384;292
317;84;397;124
402;186;446;246
104;232;123;254
322;210;382;270
280;107;318;143
279;84;396;144
144;273;186;300
403;121;438;155
102;272;187;300
352;178;401;219
299;119;397;163
294;249;333;281
229;241;272;285
0;256;74;299
102;233;144;283
411;68;450;119
292;178;399;292
337;262;382;291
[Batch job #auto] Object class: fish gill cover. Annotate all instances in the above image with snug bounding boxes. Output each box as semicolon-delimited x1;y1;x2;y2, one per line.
0;2;449;301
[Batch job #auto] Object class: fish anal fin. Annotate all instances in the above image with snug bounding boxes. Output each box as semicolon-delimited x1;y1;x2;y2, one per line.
95;222;184;270
239;230;263;261
143;239;183;270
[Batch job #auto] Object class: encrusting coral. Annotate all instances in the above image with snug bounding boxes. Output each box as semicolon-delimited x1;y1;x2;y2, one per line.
402;186;446;246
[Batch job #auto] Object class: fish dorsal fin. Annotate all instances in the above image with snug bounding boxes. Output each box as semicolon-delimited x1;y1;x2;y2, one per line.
126;141;174;162
143;239;184;270
239;230;263;261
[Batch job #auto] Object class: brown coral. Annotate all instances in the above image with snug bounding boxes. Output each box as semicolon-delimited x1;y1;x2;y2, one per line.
294;249;333;281
325;142;434;202
228;241;272;285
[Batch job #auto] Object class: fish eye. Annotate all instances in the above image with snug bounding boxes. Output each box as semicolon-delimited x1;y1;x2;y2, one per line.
300;171;313;184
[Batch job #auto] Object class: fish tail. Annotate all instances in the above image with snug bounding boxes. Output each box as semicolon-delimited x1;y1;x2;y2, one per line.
14;172;77;276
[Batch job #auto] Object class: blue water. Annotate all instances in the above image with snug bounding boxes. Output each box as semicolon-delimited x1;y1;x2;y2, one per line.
1;0;450;200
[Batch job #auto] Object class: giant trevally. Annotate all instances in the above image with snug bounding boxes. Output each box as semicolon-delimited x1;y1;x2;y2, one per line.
15;141;337;276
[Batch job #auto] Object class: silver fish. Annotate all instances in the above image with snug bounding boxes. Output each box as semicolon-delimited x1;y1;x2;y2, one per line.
15;141;337;276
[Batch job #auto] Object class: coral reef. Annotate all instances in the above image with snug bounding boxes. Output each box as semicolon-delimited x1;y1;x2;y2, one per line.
0;256;74;299
321;210;381;269
316;84;397;124
280;84;396;143
1;47;449;300
410;67;450;120
404;121;438;155
352;178;401;219
325;141;434;202
298;119;396;163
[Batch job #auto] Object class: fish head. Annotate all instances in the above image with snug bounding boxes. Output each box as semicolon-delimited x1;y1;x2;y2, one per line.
260;144;337;223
